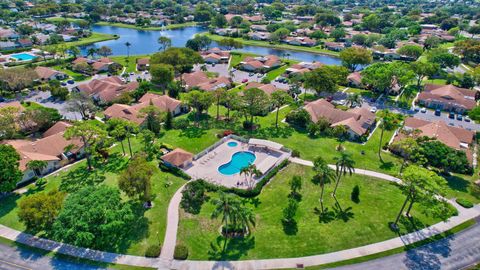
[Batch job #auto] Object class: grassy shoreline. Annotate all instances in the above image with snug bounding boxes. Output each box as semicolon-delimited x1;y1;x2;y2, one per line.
94;21;197;31
201;33;341;57
42;32;117;50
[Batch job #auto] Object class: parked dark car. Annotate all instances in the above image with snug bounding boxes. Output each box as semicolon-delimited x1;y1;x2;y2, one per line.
61;82;67;86
67;80;75;84
448;111;455;119
457;114;463;121
434;109;441;116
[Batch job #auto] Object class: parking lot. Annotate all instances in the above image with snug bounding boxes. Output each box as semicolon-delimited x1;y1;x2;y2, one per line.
412;109;480;131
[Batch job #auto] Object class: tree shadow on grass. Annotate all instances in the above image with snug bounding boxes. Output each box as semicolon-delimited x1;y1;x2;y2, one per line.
179;126;207;138
313;207;336;224
59;166;106;193
398;215;429;234
333;201;354;222
255;126;294;139
445;175;470;194
96;153;129;174
282;219;298;235
379;161;394;171
116;201;149;253
208;235;255;260
0;193;20;219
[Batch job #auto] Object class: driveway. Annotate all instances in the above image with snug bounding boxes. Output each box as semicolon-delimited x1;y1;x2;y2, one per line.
330;218;480;270
193;63;230;77
0;240;105;270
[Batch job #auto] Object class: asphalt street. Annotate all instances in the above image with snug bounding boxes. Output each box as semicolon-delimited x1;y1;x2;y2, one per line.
330;218;480;270
0;241;106;270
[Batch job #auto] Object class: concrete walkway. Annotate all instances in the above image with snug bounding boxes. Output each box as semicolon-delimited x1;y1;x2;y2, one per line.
0;225;168;269
160;184;187;261
0;157;478;270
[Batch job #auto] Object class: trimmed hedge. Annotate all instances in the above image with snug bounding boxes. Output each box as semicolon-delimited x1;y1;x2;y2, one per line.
145;244;161;257
456;198;474;209
195;159;290;198
159;162;191;180
173;245;189;260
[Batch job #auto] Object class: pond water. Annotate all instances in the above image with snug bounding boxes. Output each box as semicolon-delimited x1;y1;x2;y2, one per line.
80;25;342;65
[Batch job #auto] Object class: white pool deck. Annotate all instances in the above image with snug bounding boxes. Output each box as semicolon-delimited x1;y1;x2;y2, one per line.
184;139;290;189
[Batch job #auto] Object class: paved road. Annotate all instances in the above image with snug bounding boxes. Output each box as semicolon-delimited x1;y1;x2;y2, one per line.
330;218;480;270
0;241;105;270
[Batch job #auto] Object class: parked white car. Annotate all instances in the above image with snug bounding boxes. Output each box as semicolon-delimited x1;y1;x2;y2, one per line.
370;107;377;113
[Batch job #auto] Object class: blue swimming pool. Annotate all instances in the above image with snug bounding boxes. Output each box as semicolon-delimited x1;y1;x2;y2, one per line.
227;141;238;147
11;53;36;61
218;151;256;175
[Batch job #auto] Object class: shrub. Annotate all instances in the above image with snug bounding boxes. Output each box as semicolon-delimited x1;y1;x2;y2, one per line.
180;181;206;214
291;149;300;158
173;245;189;260
223;130;234;137
145;244;161;257
174;118;190;129
456;198;474;208
351;185;360;203
286;109;311;128
159;162;191;180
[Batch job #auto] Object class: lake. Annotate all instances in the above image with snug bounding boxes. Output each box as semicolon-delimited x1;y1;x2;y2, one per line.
81;25;343;65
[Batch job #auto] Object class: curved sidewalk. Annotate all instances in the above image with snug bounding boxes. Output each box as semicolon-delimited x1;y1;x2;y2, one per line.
0;158;478;270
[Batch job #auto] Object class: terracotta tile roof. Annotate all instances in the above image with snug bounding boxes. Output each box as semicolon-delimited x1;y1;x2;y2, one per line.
245;82;283;95
0;101;24;111
34;66;61;80
42;121;72;138
160;148;193;167
403;117;474;150
418;84;477;111
182;71;209;87
136;58;149;65
72;57;89;64
76;77;138;103
182;71;231;91
347;72;362;84
104;93;182;124
304;99;375;136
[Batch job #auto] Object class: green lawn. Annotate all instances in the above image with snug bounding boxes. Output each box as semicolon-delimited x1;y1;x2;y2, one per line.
45;17;88;24
177;163;443;260
43;32;117;50
94;21;197;31
51;65;90;81
110;55;151;73
203;33;340;57
0;127;224;256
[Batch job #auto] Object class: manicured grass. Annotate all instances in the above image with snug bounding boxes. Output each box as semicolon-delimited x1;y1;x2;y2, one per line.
43;32;117;51
45;17;88;24
0;138;191;256
202;33;340;57
177;163;443;260
51;65;90;81
265;64;290;81
110;54;151;73
345;87;375;98
94;21;197;31
229;52;257;68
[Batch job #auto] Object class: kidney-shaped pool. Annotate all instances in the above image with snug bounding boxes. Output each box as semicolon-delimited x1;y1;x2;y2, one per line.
218;151;256;175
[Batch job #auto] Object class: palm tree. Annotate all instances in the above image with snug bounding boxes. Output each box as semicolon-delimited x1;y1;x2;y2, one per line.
333;151;355;198
346;93;363;108
125;42;131;58
313;157;335;213
211;192;255;248
200;64;208;72
377;110;399;162
240;164;260;188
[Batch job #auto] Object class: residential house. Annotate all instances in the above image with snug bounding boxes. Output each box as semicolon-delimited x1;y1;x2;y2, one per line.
304;99;376;139
181;71;232;91
17;39;33;48
104;93;184;124
3;121;84;183
34;66;67;81
324;42;345;51
136;58;149;71
244;82;284;96
251;25;268;32
417;84;477;113
0;28;19;39
248;31;271;41
74;77;139;104
239;55;281;72
160;148;194;169
201;48;230;64
284;61;323;77
347;72;363;88
284;36;316;47
0;41;18;50
394;117;475;162
72;57;118;74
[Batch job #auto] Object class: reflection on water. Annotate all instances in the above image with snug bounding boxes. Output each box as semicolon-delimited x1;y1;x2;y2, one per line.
81;25;343;65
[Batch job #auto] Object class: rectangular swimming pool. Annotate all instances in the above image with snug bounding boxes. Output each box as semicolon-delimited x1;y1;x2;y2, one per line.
11;53;37;61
